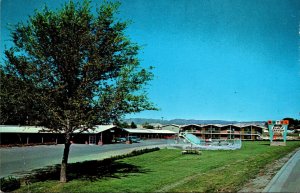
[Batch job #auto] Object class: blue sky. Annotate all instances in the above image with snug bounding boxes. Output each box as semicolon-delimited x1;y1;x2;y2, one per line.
1;0;300;121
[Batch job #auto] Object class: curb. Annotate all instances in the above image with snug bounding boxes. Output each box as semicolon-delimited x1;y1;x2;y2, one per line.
263;150;300;192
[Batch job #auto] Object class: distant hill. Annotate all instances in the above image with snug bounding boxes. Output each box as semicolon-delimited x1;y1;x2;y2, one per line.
123;118;265;125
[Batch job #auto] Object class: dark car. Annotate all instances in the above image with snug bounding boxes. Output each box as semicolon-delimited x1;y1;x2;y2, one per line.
115;137;126;143
126;136;141;143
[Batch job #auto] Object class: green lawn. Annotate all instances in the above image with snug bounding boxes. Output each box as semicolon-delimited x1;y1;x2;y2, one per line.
15;141;300;192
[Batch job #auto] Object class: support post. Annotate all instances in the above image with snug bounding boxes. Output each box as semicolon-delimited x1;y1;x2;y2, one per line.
100;132;103;145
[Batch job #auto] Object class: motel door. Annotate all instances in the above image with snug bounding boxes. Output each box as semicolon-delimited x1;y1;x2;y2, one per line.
89;135;97;144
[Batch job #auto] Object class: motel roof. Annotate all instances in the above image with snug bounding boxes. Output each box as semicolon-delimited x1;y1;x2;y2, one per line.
124;128;177;134
82;125;117;134
180;124;202;128
0;125;117;134
161;124;181;128
179;124;266;129
0;125;177;135
201;124;224;127
0;125;48;133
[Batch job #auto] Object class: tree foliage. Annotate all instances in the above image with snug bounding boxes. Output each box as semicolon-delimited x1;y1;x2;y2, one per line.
142;122;154;129
1;0;156;182
283;118;300;130
114;120;137;128
2;0;156;129
130;121;137;128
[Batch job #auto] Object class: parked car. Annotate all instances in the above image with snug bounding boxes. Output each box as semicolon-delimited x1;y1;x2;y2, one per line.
115;137;126;143
126;136;141;143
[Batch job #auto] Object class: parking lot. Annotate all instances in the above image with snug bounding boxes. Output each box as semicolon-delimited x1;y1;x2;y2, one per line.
0;139;173;177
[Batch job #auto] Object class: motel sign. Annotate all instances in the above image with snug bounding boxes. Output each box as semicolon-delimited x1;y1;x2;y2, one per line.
267;120;289;146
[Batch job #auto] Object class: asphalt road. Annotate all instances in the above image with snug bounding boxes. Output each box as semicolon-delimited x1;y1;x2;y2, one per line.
0;139;172;178
263;149;300;192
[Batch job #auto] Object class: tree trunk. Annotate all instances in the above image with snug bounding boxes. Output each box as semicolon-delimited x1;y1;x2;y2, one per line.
60;134;71;183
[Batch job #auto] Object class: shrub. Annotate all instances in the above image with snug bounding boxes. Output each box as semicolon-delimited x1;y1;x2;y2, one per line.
0;176;21;192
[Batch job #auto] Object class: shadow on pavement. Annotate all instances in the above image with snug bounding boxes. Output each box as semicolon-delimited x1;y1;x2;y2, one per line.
23;148;157;182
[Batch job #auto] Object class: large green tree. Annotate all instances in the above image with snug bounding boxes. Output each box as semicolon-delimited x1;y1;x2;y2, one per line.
2;0;156;182
0;69;42;125
283;118;300;130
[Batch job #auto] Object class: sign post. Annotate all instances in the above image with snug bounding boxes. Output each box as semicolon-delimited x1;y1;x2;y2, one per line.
267;120;289;146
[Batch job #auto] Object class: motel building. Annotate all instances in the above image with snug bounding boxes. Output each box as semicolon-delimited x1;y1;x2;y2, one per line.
161;124;181;133
179;124;265;140
0;123;265;146
0;125;177;146
123;128;176;139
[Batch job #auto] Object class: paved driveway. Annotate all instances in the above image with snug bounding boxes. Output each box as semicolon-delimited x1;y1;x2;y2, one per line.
0;139;172;177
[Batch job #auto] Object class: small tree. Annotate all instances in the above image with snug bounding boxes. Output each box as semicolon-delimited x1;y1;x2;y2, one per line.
130;121;137;128
142;122;154;129
2;0;156;182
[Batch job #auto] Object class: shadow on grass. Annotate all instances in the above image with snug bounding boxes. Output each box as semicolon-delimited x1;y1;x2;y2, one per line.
260;143;271;146
24;148;158;183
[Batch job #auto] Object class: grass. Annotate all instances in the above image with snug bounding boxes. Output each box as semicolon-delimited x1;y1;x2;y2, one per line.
15;141;300;192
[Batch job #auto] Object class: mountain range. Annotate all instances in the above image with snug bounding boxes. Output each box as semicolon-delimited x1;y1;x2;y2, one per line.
123;118;265;125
